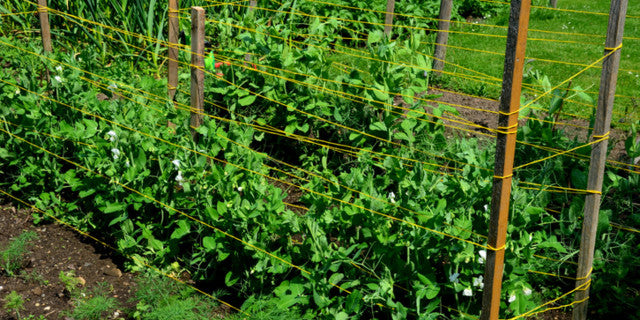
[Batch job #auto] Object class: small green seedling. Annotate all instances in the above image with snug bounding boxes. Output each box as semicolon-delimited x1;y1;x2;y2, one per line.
1;231;38;276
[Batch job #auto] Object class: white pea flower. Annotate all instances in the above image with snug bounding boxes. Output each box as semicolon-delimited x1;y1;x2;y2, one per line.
462;288;472;297
473;276;484;289
523;287;532;296
509;294;516;303
388;191;396;204
107;130;117;142
449;272;459;283
175;170;184;185
15;89;20;95
478;250;487;264
171;159;181;168
53;75;62;83
238;186;244;192
483;204;489;212
108;83;118;90
55;65;62;72
111;148;120;159
125;160;130;167
529;233;533;241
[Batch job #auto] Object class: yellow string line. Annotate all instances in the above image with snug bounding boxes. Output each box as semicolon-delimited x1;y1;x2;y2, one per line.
206;0;607;46
211;60;494;173
518;139;640;173
92;75;488;265
219;133;489;241
517;181;602;195
442;305;479;319
533;254;579;266
513;43;622;119
39;4;504;126
0;189;249;316
214;50;503;138
0;10;37;17
514;134;609;171
23;4;635;170
505;280;591;320
0;118;97;148
527;266;592;281
518;296;589;319
2;25;635;177
427;39;640;75
349;261;411;293
476;0;640;28
67;33;463;178
1;79;500;284
610;223;640;234
30;11;493;173
0;83;367;301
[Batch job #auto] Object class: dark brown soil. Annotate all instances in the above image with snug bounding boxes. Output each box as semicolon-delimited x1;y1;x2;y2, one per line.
424;87;631;163
0;204;136;320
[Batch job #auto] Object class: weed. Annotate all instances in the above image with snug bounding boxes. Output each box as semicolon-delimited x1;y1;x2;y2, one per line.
3;291;24;320
0;230;38;276
71;295;119;320
19;270;49;286
59;270;85;296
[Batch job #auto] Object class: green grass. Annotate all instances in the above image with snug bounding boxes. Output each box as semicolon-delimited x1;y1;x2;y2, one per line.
438;0;640;125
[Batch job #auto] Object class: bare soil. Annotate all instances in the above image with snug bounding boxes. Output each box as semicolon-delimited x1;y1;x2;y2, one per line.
2;87;629;320
0;204;136;320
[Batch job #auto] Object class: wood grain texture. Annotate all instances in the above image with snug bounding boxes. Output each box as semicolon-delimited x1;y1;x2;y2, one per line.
432;0;453;74
384;0;395;36
190;7;205;141
168;0;179;101
37;0;52;53
480;1;531;319
573;0;628;319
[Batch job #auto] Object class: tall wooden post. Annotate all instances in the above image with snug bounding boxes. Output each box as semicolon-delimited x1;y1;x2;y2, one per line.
384;0;396;37
549;0;558;8
190;7;205;140
572;0;627;319
480;1;530;320
37;0;52;52
432;0;453;75
245;1;257;66
168;0;179;101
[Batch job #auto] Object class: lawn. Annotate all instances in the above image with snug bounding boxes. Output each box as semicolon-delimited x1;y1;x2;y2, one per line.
439;0;640;125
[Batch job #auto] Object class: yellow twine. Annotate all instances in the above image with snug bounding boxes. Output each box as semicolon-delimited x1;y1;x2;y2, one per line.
493;173;513;180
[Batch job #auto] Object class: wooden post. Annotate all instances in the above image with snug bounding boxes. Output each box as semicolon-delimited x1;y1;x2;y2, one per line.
168;0;179;101
572;0;627;319
480;1;530;320
37;0;52;52
432;0;453;75
384;0;395;37
549;0;558;8
244;1;257;66
190;7;205;140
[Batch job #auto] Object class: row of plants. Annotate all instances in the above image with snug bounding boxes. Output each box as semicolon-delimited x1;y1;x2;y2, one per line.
1;2;638;318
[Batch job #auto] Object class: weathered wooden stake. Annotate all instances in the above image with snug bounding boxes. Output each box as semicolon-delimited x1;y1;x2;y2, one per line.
384;0;395;37
573;0;627;319
245;1;257;66
37;0;52;52
168;0;179;101
480;1;530;320
432;0;453;75
190;7;205;140
549;0;558;8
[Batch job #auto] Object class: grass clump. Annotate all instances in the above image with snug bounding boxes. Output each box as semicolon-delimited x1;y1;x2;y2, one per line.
132;272;222;320
0;230;38;276
69;282;120;320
